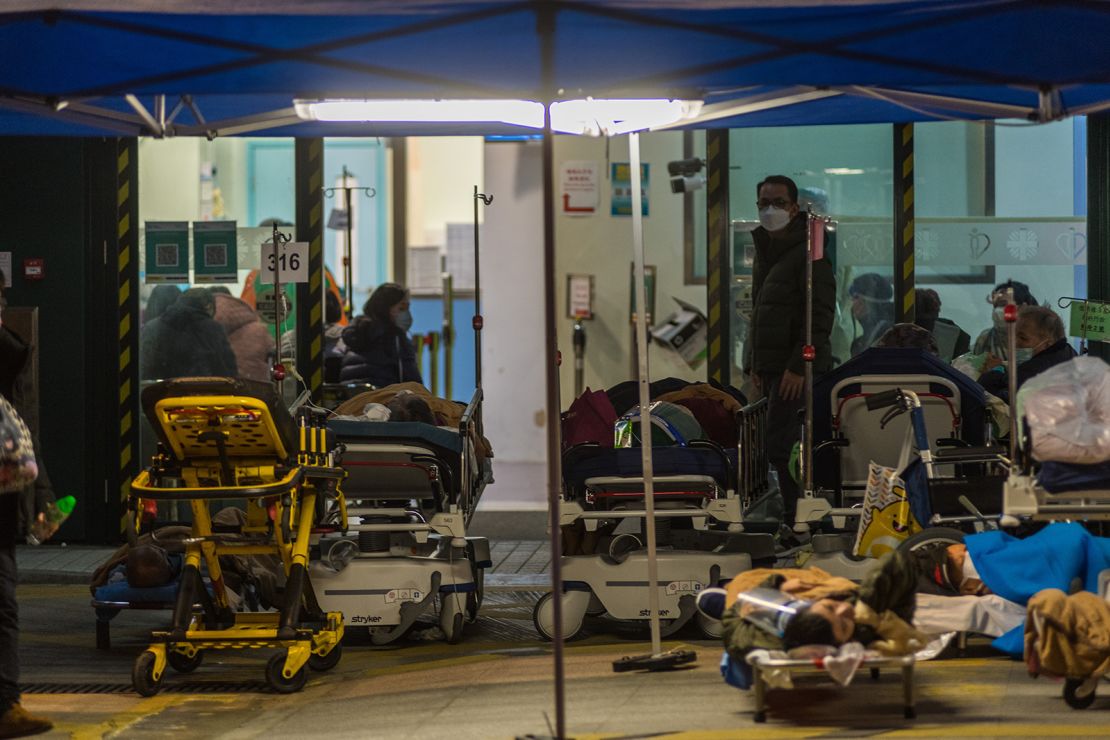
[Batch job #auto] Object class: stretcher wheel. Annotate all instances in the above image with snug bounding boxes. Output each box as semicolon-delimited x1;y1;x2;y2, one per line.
753;711;766;724
440;592;466;644
308;644;342;672
695;612;723;639
1064;678;1096;709
168;649;204;674
132;651;162;697
266;651;307;694
533;592;585;642
904;707;916;720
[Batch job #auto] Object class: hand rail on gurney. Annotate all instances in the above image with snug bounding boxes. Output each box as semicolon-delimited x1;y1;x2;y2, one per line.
748;652;916;723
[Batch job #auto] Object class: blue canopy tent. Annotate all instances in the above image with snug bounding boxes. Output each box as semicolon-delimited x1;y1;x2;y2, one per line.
2;1;1110;136
3;2;1106;734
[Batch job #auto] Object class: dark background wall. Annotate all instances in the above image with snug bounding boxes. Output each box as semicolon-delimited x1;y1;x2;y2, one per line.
0;137;118;543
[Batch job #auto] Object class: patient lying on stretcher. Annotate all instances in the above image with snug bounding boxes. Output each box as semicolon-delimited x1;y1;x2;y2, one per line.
699;552;930;662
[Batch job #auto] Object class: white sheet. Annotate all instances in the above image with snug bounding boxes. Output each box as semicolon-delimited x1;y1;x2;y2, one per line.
913;592;1025;638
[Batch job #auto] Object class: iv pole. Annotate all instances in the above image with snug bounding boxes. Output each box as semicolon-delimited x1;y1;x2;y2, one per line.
323;166;376;318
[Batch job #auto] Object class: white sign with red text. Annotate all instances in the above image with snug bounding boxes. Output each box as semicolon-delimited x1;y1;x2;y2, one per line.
560;160;599;216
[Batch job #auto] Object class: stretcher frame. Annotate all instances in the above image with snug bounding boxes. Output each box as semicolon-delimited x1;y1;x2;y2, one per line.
748;653;916;723
128;387;347;695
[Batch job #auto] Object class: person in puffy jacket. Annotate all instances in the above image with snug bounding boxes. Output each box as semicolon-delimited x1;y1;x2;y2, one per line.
141;287;238;380
212;291;274;382
978;305;1076;403
338;283;422;387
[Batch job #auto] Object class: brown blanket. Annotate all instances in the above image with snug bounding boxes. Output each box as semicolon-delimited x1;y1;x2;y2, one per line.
1025;588;1110;681
334;382;493;462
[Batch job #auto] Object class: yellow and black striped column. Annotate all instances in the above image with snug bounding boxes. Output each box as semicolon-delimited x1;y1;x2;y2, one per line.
295;138;325;395
705;129;731;386
116;138;140;536
893;123;915;324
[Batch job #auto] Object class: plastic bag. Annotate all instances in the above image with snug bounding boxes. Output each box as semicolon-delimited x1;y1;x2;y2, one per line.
0;395;37;494
853;425;922;557
952;351;991;379
1018;356;1110;464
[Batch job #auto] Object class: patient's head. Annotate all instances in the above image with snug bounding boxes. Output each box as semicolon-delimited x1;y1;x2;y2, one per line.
875;322;939;355
126;544;173;588
782;598;855;648
387;392;436;425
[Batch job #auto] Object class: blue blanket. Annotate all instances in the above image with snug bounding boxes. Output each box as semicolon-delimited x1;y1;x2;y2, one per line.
965;523;1110;655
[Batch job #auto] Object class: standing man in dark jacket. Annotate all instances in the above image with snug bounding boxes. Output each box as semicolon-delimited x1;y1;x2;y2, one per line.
746;176;837;525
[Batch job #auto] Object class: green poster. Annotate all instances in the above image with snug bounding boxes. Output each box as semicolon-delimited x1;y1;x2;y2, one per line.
192;221;238;283
1069;300;1110;343
144;221;189;284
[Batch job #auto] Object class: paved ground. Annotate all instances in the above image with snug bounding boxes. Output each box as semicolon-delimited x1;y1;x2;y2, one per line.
13;576;1110;739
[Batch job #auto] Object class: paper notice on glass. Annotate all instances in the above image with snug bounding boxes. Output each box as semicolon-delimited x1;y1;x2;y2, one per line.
561;160;599;216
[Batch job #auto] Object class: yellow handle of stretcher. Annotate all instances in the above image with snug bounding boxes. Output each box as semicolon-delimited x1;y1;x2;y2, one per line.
131;467;304;500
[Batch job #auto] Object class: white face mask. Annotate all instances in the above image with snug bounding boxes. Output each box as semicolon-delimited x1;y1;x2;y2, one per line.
1014;347;1034;364
758;206;792;233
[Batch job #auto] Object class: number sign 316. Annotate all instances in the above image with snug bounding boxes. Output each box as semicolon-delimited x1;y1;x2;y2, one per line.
261;241;309;284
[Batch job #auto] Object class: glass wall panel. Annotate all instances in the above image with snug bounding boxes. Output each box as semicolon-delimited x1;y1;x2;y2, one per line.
728;124;894;373
914;119;1087;366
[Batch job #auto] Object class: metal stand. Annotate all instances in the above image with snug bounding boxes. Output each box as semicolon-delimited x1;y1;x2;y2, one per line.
473;186;493;390
443;256;455;399
611;132;695;674
269;223;290;395
323;166;376;317
1005;287;1019;461
572;321;586;398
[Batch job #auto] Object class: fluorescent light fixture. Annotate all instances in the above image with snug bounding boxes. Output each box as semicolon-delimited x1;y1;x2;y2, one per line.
294;98;702;135
551;98;702;136
294;99;544;128
824;167;865;175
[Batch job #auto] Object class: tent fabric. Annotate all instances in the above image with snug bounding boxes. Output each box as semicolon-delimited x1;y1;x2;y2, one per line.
2;1;1110;136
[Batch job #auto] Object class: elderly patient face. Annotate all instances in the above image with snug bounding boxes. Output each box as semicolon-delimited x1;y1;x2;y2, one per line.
809;598;856;643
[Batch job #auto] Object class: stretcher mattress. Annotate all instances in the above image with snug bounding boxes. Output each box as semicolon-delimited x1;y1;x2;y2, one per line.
328;419;463;455
563;446;736;489
1039;460;1110;494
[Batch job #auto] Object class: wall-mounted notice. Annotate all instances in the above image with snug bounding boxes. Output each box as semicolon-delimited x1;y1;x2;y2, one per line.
561;160;599;216
192;221;238;283
611;163;649;217
144;222;189;284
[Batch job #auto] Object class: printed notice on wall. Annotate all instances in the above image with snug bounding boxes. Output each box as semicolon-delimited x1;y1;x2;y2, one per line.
611;163;649;217
192;221;238;283
560;160;599;216
144;222;189;284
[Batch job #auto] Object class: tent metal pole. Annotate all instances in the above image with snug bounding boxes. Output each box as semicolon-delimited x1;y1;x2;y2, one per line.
629;132;663;656
538;4;566;737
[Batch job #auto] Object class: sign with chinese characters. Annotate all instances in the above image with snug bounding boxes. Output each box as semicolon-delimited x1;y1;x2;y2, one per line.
144;222;189;284
1069;300;1110;343
611;162;649;217
566;274;594;319
560;160;599;216
192;221;237;283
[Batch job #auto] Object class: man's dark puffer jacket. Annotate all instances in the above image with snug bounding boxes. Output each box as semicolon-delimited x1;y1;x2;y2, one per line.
748;214;837;376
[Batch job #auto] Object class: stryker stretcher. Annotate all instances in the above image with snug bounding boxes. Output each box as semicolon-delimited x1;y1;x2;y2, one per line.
536;397;777;641
127;377;346;695
311;389;493;644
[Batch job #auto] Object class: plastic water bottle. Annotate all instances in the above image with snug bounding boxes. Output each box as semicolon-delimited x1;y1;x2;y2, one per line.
26;495;76;545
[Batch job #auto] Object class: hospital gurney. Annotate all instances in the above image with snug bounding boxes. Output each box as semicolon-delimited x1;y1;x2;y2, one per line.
128;377;346;695
535;397;776;641
311;388;493;644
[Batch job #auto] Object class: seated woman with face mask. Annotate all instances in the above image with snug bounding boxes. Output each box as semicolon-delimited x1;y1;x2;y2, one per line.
338;283;423;388
977;305;1076;404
